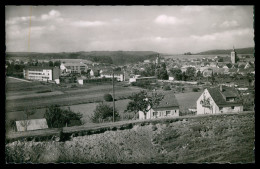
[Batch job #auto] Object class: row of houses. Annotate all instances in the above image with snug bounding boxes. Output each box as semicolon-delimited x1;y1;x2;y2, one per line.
23;62;126;83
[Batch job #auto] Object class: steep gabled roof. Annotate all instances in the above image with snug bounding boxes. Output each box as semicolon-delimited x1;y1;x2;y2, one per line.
153;92;179;111
207;86;242;107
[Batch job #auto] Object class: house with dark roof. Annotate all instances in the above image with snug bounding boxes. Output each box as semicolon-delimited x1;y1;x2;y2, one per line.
196;85;243;115
139;92;180;119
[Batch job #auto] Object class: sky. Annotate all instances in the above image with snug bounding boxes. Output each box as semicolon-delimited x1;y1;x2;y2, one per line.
5;6;254;54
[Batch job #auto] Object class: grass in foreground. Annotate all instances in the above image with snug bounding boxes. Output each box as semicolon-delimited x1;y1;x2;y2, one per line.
5;112;254;163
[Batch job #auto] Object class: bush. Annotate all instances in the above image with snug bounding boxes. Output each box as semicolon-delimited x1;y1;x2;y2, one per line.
71;84;77;88
163;85;171;91
44;105;82;128
152;125;158;131
192;88;199;92
104;93;113;102
121;112;135;120
91;103;120;123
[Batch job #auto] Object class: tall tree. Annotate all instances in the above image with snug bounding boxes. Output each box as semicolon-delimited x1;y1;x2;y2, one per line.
169;68;182;80
186;67;196;80
91;103;119;123
49;61;54;67
125;90;164;119
20;108;36;131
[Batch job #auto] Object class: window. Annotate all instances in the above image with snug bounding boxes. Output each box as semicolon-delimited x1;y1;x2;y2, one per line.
166;111;171;116
153;112;158;116
231;106;235;109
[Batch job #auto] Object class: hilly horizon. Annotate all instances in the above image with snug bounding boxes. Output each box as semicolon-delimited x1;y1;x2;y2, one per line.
195;47;254;55
5;51;159;65
6;47;254;65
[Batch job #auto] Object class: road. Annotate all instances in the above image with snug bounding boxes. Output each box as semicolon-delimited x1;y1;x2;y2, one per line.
6;111;254;141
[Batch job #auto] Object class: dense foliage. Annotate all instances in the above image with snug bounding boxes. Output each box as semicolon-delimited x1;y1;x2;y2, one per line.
155;63;169;80
91;103;120;123
6;62;25;78
125;90;164;119
169;68;183;80
44;105;82;128
163;85;171;91
104;94;113;102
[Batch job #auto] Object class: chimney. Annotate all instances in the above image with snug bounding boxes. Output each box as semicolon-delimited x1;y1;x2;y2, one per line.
220;85;223;92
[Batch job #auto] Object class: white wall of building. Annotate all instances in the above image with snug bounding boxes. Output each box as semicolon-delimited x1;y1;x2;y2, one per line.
197;89;218;115
27;69;53;81
197;89;243;115
169;76;174;81
101;74;124;81
139;108;179;120
78;79;83;85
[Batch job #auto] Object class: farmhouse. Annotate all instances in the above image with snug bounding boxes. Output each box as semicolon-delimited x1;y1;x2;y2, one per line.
23;66;60;82
60;62;88;74
196;85;243;115
139;93;180;120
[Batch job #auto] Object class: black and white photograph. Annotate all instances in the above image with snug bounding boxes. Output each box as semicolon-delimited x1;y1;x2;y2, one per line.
5;5;255;163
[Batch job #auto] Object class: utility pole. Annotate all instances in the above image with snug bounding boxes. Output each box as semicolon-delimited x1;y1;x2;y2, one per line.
112;70;115;122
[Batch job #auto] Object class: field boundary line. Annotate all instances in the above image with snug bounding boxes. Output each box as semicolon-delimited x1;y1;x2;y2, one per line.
7;76;32;83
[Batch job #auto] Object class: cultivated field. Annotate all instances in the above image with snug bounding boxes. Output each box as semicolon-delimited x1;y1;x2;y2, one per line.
5;77;141;112
6;112;255;163
6;90;202;125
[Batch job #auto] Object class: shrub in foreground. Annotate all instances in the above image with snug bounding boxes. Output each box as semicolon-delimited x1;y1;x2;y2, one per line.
91;103;120;123
104;93;113;102
44;105;82;128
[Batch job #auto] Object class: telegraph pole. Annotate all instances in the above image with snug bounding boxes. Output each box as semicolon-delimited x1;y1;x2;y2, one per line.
112;70;115;122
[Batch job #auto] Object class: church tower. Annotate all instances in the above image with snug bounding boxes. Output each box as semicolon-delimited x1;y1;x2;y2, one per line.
155;54;160;65
231;46;237;64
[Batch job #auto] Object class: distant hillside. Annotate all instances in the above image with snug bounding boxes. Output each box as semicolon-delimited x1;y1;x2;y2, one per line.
5;51;158;65
196;47;254;55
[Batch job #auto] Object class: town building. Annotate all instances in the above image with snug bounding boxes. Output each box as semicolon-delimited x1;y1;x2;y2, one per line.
144;60;151;63
168;75;174;81
129;75;157;84
60;62;88;74
139;92;180;120
100;70;125;81
90;68;101;77
23;66;60;82
196;85;243;115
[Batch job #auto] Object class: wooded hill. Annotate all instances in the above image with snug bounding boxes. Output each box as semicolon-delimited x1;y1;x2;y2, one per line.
195;47;254;55
6;51;159;65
